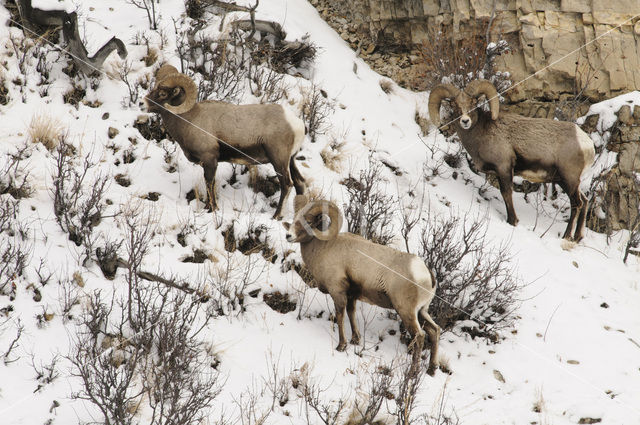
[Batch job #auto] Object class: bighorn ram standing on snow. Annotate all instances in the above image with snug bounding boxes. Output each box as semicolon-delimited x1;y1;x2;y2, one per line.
144;65;306;219
429;79;595;241
284;195;440;374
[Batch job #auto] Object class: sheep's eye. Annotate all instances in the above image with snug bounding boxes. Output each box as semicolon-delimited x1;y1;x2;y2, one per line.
158;91;167;99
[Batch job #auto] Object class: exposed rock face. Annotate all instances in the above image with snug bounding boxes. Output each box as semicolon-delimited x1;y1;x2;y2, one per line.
592;104;640;231
312;0;640;104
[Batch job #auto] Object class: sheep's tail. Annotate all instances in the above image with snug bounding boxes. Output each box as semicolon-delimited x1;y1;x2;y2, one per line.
428;267;437;289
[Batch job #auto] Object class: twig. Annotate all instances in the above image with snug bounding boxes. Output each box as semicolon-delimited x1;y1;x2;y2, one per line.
543;303;562;342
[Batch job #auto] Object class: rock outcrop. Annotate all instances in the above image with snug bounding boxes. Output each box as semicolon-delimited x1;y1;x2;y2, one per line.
312;0;640;104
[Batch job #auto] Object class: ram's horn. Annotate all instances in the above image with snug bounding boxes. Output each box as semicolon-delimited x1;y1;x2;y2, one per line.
428;84;461;127
158;73;197;115
465;79;500;120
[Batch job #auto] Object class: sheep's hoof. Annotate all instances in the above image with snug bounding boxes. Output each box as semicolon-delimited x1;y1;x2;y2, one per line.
426;365;436;376
350;335;360;345
336;342;347;352
507;217;519;226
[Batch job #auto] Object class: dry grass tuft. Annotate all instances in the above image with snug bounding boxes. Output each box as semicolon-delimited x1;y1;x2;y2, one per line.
28;113;64;151
320;138;346;173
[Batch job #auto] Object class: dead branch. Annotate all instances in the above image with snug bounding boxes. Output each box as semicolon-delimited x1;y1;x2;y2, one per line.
16;0;127;74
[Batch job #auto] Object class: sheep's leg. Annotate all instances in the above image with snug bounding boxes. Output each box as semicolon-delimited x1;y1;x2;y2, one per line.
346;296;360;345
289;156;306;195
420;308;441;376
398;308;425;363
573;192;589;242
497;171;518;226
562;186;582;240
332;294;348;351
273;165;293;220
203;160;218;211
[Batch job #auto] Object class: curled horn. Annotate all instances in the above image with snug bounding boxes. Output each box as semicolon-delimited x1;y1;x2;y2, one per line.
157;73;198;115
155;64;180;87
465;79;500;120
428;84;460;128
301;200;342;241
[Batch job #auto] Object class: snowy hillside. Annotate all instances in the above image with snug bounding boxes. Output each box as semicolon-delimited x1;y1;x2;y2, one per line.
0;1;639;425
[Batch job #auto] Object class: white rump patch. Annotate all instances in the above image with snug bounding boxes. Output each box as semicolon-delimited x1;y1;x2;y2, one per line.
409;256;431;286
282;106;306;152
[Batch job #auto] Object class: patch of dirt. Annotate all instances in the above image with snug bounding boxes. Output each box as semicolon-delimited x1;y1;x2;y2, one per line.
249;174;280;198
263;291;297;314
134;115;171;141
182;248;210;264
114;174;131;187
0;80;9;105
63;85;86;107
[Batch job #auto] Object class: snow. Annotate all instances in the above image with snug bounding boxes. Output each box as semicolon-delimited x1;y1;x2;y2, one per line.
1;1;639;424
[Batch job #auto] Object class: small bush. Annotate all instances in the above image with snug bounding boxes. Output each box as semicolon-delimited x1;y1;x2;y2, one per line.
419;210;522;335
342;155;396;245
301;84;333;143
0;144;34;200
414;21;511;91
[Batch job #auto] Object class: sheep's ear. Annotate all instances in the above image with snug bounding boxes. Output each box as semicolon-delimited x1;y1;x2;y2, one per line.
171;86;182;98
282;222;291;230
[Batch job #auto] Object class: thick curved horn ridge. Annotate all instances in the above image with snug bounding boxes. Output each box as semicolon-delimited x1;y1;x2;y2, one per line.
304;201;342;241
428;84;460;128
155;64;180;86
159;73;198;115
465;79;500;120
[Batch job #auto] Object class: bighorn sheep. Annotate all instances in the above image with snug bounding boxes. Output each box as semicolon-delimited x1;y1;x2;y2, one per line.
429;79;595;241
283;195;440;374
144;65;306;219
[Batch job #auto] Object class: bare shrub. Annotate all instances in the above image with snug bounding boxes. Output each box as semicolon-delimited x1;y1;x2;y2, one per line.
31;354;60;393
415;21;511;91
0;143;34;200
342;155;396;245
0;228;32;298
28;112;64;151
392;356;428;425
247;63;287;103
418;209;522;335
346;364;393;425
71;279;220;425
52;137;108;262
301;84;333;143
127;0;159;29
175;24;247;102
2;318;24;364
207;250;267;316
293;363;349;425
119;60;144;107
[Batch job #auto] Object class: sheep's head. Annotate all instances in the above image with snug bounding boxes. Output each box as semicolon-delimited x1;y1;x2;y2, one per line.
144;65;197;115
428;80;499;131
283;195;342;243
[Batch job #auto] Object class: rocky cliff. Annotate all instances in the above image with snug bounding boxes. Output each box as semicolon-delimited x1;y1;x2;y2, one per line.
313;0;640;105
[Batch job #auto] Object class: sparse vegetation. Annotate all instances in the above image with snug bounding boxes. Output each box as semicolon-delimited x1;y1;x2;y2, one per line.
301;84;333;143
419;209;522;335
342;154;396;245
415;21;510;91
28;112;64;151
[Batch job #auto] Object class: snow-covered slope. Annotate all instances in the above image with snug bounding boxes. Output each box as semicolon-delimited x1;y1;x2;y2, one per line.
0;1;639;424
